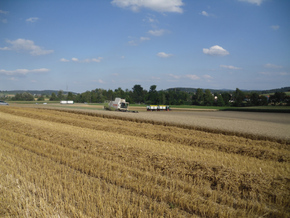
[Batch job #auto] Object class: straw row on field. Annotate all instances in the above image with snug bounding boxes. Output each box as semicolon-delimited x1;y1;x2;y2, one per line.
0;106;289;217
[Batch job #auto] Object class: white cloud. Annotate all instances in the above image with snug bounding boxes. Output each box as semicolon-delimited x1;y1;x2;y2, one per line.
26;17;39;23
169;74;181;79
143;16;158;23
169;74;200;80
201;11;209;16
0;68;50;76
111;0;184;13
2;38;53;55
148;29;166;36
70;57;103;63
265;63;282;69
60;58;70;62
220;65;241;70
238;0;264;6
128;40;138;46
157;52;173;58
128;37;150;46
203;45;229;56
203;75;213;79
140;36;150;41
259;71;289;76
98;79;105;84
0;10;9;14
270;25;280;30
185;74;200;80
258;72;271;75
0;46;11;50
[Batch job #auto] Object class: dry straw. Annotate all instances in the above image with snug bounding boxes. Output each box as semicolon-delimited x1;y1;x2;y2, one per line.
0;106;289;217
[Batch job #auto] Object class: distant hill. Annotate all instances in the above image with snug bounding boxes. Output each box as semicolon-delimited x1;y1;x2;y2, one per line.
0;90;78;95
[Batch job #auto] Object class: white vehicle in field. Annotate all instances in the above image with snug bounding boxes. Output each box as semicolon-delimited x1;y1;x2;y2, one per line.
0;100;9;105
105;98;138;113
108;98;129;111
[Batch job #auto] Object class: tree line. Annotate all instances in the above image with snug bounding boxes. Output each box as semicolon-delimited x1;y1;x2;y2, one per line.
6;85;290;106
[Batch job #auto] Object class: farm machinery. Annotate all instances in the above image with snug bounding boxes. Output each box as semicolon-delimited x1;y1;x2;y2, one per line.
104;98;138;113
146;105;171;111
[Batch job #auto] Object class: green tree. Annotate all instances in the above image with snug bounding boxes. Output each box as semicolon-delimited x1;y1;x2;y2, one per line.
50;92;57;101
95;88;105;103
106;89;114;101
13;92;34;101
67;92;74;100
192;88;204;105
259;95;268;106
158;91;166;105
221;92;231;106
114;87;125;99
204;89;214;106
37;95;45;101
132;84;145;103
249;92;259;106
57;90;64;100
216;95;225;106
233;88;245;107
147;85;158;104
270;92;286;105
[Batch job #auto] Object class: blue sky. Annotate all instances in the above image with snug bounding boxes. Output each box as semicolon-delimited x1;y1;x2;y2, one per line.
0;0;289;93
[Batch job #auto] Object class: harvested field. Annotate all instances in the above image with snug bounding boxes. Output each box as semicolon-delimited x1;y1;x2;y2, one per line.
1;106;290;217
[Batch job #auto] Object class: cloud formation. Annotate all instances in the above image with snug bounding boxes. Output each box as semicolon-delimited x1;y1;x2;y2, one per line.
0;10;9;14
26;17;39;23
128;36;150;46
148;29;166;36
169;74;201;80
220;65;241;70
157;52;173;58
265;63;282;69
203;45;229;56
61;57;103;63
185;74;200;80
270;25;280;30
201;11;209;17
238;0;264;6
0;38;54;55
111;0;184;13
0;68;50;76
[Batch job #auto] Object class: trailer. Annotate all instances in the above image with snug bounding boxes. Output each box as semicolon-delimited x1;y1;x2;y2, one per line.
147;105;170;111
60;100;74;104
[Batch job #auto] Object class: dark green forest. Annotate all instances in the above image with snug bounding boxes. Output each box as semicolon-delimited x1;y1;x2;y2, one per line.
1;85;290;106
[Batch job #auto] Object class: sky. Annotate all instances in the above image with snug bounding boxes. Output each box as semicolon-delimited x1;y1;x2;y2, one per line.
0;0;289;93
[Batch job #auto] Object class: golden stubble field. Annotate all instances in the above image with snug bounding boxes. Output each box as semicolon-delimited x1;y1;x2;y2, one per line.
0;106;289;217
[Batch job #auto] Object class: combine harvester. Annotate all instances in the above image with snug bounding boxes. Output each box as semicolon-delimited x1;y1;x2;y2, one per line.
104;98;138;113
146;105;171;111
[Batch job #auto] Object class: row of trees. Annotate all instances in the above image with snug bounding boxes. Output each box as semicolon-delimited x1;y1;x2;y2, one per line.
7;85;290;106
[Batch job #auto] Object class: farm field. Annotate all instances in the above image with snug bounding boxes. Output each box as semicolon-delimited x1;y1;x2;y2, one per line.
0;106;290;217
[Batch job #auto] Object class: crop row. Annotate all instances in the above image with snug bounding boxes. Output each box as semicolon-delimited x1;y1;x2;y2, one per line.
0;106;289;217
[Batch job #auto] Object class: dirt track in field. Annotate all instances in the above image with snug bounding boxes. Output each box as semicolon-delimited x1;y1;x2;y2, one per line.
77;105;290;141
10;103;290;141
